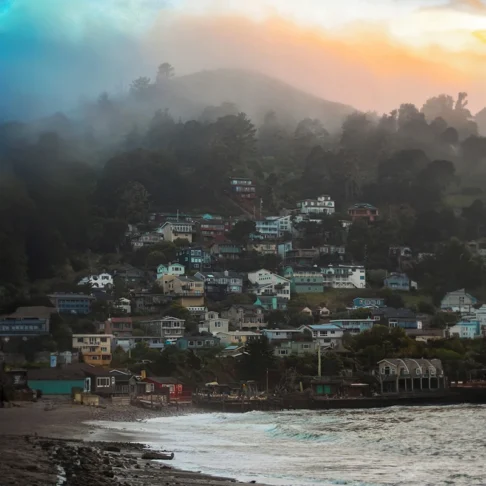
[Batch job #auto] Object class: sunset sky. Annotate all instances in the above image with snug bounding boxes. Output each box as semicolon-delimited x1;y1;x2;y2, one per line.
1;0;485;117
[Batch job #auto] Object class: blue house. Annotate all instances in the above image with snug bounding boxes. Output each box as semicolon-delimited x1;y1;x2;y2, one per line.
352;297;385;309
48;293;95;315
176;247;211;271
384;273;416;292
331;319;375;333
449;320;482;339
0;306;53;337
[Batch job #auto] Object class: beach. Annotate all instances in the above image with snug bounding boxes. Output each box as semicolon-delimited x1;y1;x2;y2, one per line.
0;399;266;486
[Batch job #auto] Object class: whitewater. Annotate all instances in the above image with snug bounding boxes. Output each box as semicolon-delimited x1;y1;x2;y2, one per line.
90;405;486;486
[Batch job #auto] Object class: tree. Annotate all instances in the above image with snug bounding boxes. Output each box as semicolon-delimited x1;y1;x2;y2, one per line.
116;181;150;224
129;77;152;100
239;336;275;381
156;63;175;83
228;220;255;245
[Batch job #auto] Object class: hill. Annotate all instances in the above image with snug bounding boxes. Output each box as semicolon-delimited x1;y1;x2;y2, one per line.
165;69;356;132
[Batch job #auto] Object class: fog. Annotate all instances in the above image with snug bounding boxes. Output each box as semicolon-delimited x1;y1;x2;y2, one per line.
1;0;485;121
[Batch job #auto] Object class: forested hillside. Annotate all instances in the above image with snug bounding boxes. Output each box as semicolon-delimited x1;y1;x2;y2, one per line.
1;65;486;309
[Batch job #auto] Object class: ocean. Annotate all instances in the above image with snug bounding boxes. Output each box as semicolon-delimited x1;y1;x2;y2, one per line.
90;405;486;486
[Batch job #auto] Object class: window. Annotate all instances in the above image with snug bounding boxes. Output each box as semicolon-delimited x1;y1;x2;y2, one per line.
97;377;110;388
100;337;107;343
77;338;84;343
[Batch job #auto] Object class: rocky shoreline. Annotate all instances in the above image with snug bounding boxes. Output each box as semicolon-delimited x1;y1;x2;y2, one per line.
0;400;267;486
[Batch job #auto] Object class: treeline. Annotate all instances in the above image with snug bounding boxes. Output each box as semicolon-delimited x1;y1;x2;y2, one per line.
1;65;486;307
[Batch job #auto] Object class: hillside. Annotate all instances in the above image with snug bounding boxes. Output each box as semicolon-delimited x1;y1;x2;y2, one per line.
164;69;356;132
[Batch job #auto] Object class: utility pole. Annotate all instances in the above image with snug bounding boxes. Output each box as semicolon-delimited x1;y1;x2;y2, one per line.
317;345;322;377
266;368;269;395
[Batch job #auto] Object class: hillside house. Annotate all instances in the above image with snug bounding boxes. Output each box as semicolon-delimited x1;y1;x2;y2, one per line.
156;263;185;279
225;305;266;330
273;340;317;357
78;273;113;289
248;269;291;300
199;311;230;335
103;317;133;337
195;271;244;294
383;272;417;292
0;306;54;337
216;331;261;346
282;266;324;294
176;336;221;351
303;324;344;349
254;295;288;311
297;195;335;215
441;289;478;313
137;316;185;344
348;203;379;222
48;293;95;315
371;308;421;330
448;320;483;339
263;329;305;342
322;264;366;289
210;242;243;261
72;334;114;367
229;177;256;199
157;221;194;243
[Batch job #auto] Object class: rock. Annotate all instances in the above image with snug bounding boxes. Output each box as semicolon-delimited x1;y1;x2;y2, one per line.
104;445;121;453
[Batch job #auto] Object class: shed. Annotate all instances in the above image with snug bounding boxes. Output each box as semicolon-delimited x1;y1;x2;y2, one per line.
28;366;86;395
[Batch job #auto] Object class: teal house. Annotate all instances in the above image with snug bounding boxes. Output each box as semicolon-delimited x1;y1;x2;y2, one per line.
28;366;87;395
254;296;288;311
282;266;324;294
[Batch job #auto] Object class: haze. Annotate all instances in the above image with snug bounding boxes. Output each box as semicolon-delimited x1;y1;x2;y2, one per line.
1;0;485;119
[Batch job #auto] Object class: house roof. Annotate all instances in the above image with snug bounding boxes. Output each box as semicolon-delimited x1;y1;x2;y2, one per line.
307;324;343;331
48;293;95;300
146;376;180;384
27;363;113;380
378;358;443;372
5;306;55;319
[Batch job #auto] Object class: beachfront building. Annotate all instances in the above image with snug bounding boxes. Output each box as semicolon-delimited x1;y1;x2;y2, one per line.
377;358;446;394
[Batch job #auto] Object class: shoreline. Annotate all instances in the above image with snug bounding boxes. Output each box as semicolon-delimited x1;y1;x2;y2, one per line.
0;398;267;486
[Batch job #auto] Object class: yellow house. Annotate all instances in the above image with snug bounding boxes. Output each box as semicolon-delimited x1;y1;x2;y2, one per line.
216;331;261;346
158;275;205;308
72;334;114;367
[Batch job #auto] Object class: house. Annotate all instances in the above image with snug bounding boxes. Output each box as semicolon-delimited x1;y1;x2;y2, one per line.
176;247;211;271
441;289;478;313
322;264;366;289
198;311;229;335
301;307;313;315
113;264;146;285
194;271;244;294
131;231;164;250
72;334;114;366
330;319;374;334
224;305;266;330
176;336;221;351
48;293;95;315
143;376;192;402
467;239;486;259
157;221;194;243
199;216;232;241
78;273;113;289
405;329;445;342
383;272;417;292
137;316;185;344
282;266;324;294
219;345;247;358
103;317;133;337
158;275;205;308
255;215;292;239
466;304;486;327
133;292;172;314
448;320;483;339
210;242;243;261
254;295;288;311
156;262;185;279
248;269;291;300
389;246;413;259
216;331;261;346
303;324;344;348
113;297;131;314
377;358;446;394
297;195;335;215
27;364;87;395
115;336;166;352
247;241;277;255
229;177;256;199
348;203;379;222
319;245;346;257
277;241;293;258
273;340;317;357
0;306;54;337
316;306;331;317
352;297;385;309
263;329;305;342
82;365;117;396
371;308;421;330
284;248;319;266
109;369;133;395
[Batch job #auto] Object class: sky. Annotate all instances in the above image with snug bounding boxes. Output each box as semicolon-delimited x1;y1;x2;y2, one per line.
0;0;485;119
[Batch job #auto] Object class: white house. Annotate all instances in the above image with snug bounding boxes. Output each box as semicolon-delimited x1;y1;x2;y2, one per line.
157;222;194;243
322;264;366;289
137;316;186;344
440;289;478;314
303;324;344;348
78;273;113;289
198;311;229;335
263;329;305;342
113;297;131;314
248;269;291;300
297;195;335;216
255;215;292;239
157;263;185;279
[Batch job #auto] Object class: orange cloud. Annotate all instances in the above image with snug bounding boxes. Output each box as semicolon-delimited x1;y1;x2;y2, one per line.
144;14;486;113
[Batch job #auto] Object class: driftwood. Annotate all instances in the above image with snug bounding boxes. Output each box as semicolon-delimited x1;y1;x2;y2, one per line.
142;451;174;460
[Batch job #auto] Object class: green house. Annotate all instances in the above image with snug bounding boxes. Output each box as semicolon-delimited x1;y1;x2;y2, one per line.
28;366;87;395
282;266;324;294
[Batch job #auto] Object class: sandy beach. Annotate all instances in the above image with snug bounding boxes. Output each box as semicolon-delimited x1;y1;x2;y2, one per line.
0;398;266;486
